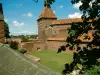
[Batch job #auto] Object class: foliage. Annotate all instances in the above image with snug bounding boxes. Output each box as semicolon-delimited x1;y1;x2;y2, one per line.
19;49;27;54
4;21;10;38
9;41;19;50
33;0;55;8
81;65;100;75
10;35;38;39
30;35;38;39
21;36;29;42
57;0;100;75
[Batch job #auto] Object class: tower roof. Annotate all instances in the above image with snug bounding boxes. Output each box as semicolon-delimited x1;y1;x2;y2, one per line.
38;7;57;20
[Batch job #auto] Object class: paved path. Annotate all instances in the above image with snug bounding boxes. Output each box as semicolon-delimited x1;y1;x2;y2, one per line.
0;44;61;75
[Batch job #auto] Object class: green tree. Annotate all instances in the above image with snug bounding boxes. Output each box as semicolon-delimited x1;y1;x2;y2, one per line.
30;35;38;39
33;0;55;7
4;21;10;38
57;0;100;75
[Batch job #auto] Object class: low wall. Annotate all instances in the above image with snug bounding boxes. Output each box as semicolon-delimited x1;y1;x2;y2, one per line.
33;40;45;51
21;42;34;52
21;40;45;52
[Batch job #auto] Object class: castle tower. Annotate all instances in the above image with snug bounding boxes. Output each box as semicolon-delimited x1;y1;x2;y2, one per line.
37;5;57;41
0;3;5;43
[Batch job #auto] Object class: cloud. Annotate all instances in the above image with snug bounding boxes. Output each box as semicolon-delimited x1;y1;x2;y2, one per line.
16;4;22;8
12;21;24;27
4;19;8;22
68;12;82;18
23;12;33;17
53;10;56;14
73;1;82;9
60;5;64;8
11;31;35;35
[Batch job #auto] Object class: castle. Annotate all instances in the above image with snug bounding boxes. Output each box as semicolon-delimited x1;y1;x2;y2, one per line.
31;5;94;51
0;3;93;52
32;6;84;51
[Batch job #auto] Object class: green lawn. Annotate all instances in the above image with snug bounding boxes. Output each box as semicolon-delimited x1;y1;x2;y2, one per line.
31;50;73;73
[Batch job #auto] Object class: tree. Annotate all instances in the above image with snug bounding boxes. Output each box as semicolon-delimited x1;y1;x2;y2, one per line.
57;0;100;75
33;0;55;7
4;21;10;38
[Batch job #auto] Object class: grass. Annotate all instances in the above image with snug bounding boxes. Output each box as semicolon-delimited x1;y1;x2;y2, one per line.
31;50;73;73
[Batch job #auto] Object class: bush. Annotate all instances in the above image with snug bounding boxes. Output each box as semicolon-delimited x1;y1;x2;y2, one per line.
19;49;27;54
21;37;29;42
9;41;19;50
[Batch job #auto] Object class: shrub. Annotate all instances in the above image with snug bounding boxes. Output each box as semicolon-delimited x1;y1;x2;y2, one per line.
21;37;29;42
19;49;27;54
9;41;19;50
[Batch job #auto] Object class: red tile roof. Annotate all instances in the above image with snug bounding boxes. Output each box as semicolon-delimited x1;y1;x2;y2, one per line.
51;18;83;25
38;7;57;19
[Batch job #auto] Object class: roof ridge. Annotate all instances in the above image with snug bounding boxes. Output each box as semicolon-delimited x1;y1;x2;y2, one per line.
38;7;57;19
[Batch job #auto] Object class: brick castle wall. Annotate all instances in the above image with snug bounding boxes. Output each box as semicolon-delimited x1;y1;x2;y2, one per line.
38;18;56;41
0;20;5;44
0;3;5;43
47;40;66;50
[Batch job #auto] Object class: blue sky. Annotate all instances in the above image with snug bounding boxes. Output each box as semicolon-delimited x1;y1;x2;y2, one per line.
1;0;82;35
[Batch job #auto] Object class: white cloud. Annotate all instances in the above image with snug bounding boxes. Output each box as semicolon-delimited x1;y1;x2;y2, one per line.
53;10;56;14
4;19;8;22
73;1;82;9
16;4;22;8
11;31;35;35
27;12;33;17
60;5;64;8
12;21;24;27
23;12;33;17
68;12;82;18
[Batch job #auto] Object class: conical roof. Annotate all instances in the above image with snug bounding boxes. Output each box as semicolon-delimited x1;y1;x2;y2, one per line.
38;7;57;20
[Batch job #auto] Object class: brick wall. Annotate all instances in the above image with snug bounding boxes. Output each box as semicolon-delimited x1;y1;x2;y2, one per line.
47;40;66;50
51;24;70;38
21;40;45;52
33;40;45;51
21;42;34;52
0;20;5;43
37;19;56;41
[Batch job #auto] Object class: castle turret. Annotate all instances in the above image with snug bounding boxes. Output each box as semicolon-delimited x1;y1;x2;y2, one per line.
37;6;57;41
0;3;5;43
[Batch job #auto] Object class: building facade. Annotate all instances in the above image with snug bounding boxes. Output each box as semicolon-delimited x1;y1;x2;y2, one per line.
0;3;5;43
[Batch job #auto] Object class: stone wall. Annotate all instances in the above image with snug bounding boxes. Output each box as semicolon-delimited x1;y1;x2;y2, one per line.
0;20;5;43
21;42;34;52
21;40;45;52
47;40;66;50
33;40;45;51
0;3;5;43
51;24;70;38
37;19;56;41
